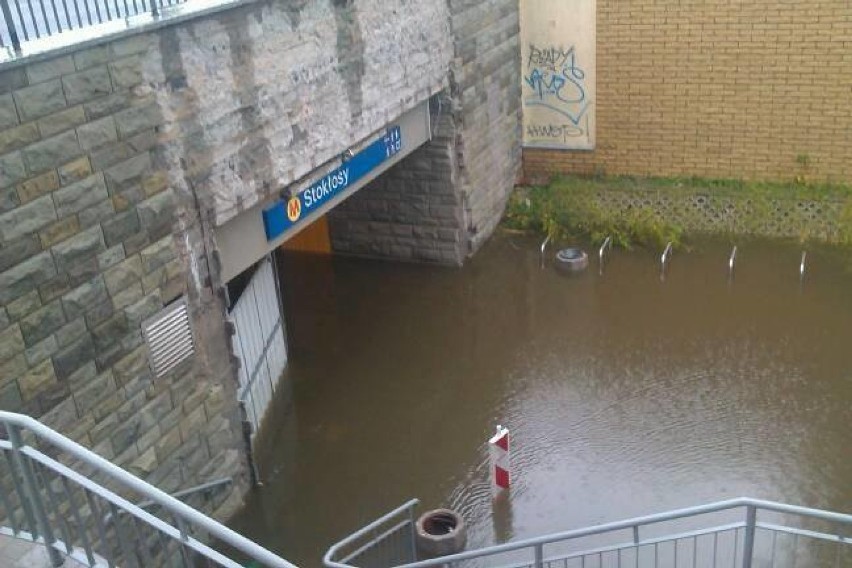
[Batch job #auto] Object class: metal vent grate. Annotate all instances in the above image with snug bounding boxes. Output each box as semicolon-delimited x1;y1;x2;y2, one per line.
142;298;195;378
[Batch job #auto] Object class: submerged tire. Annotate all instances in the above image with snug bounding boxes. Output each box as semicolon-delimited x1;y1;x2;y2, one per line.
415;509;467;558
554;247;589;273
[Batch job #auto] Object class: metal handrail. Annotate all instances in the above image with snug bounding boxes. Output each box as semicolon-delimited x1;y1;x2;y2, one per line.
326;497;852;568
0;411;297;568
0;0;187;51
323;499;420;568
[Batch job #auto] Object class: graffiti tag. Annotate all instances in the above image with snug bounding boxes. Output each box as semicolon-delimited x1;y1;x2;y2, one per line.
523;44;590;130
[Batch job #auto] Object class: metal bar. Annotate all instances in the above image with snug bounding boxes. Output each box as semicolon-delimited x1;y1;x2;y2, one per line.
408;503;418;563
36;0;50;36
791;533;798;568
26;447;247;567
47;0;61;32
59;0;71;29
755;522;852;545
325;499;421;566
742;506;756;568
713;531;718;567
7;425;63;567
734;527;740;568
540;235;551;268
110;502;139;567
133;518;155;566
0;461;21;534
534;543;544;568
800;251;807;281
60;476;95;566
0;411;295;568
599;235;612;275
33;461;73;555
692;535;697;568
71;0;82;29
86;490;115;568
128;477;233;513
728;245;737;277
769;530;777;567
0;0;21;50
4;449;37;535
660;242;673;275
174;513;195;567
11;0;28;41
339;520;410;564
674;538;678;566
23;0;38;38
92;0;103;24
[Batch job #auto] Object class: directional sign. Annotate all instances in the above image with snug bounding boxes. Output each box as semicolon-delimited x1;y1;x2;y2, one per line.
263;126;403;241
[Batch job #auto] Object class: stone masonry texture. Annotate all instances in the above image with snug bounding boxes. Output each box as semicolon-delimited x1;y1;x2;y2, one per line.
0;0;477;523
524;0;852;183
329;0;523;263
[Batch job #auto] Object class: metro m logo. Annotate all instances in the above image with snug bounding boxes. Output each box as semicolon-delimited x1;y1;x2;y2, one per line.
286;196;302;222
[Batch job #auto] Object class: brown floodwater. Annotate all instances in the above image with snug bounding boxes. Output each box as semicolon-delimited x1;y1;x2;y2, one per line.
227;234;852;567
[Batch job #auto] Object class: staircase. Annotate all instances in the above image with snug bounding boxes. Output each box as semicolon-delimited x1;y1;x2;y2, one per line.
0;411;296;568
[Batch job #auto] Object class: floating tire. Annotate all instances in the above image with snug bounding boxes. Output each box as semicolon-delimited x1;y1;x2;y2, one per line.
415;509;467;558
554;247;589;273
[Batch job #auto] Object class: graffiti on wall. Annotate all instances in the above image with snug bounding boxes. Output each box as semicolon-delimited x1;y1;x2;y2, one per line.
521;0;596;149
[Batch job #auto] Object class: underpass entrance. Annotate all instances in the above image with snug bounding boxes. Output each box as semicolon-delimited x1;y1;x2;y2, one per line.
215;101;433;463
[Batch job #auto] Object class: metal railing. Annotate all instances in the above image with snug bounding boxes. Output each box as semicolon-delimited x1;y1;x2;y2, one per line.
0;410;297;568
324;500;420;568
325;497;852;568
0;0;186;51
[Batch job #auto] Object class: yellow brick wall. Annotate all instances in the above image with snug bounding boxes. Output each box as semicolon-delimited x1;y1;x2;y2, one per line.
523;0;852;183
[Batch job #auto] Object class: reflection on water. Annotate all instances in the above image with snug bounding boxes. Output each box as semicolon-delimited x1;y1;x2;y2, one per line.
228;235;852;567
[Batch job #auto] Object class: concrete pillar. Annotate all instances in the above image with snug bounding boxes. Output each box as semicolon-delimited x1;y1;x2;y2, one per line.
329;0;523;265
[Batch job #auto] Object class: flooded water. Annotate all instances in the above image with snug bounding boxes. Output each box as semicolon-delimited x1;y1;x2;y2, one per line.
228;234;852;567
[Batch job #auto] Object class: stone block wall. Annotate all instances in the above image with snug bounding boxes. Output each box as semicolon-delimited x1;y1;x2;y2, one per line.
0;36;245;518
524;0;852;183
0;0;458;520
449;0;523;254
328;0;523;264
329;97;466;265
143;0;452;232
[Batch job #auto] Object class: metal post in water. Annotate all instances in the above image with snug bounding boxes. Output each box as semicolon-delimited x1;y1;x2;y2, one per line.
800;251;807;282
540;235;551;269
599;235;612;275
728;245;738;279
660;242;673;280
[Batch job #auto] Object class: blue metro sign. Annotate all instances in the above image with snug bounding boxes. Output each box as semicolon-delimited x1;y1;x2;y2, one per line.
262;126;403;241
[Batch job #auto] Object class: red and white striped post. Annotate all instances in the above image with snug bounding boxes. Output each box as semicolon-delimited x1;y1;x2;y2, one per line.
489;425;510;492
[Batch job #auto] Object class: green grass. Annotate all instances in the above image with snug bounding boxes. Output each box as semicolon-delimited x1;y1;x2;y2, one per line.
503;174;852;249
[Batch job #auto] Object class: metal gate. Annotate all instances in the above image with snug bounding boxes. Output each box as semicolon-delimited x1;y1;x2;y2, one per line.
229;255;287;439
